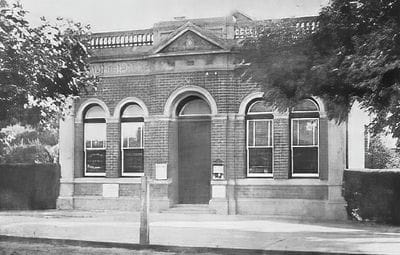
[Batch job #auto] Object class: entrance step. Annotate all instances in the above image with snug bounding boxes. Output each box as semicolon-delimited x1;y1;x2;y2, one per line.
162;204;216;214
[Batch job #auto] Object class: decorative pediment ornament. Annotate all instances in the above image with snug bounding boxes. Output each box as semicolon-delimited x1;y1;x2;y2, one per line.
153;22;229;54
185;34;195;49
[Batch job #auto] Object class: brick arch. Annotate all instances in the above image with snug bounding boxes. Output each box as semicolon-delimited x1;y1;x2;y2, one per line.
238;93;327;117
163;85;218;118
75;98;110;123
238;92;264;115
112;97;149;119
311;97;327;117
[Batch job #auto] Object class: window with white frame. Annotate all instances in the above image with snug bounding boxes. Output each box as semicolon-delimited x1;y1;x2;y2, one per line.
246;100;274;177
84;105;106;176
291;99;320;177
121;104;144;176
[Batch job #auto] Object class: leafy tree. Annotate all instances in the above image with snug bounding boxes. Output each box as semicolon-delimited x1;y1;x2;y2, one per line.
240;0;400;137
0;1;96;128
365;135;393;169
0;125;59;163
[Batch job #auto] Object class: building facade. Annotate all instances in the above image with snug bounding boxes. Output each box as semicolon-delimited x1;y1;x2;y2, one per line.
57;12;363;219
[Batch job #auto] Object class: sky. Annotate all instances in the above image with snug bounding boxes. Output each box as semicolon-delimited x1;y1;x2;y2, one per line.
16;0;330;32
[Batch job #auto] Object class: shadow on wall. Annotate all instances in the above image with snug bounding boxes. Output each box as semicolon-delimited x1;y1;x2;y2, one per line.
0;164;60;210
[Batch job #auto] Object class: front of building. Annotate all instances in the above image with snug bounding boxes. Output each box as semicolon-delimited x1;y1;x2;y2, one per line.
57;12;363;219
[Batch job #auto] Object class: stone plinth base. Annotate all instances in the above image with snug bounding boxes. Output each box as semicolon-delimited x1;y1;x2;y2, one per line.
209;198;228;214
56;197;74;210
236;198;347;220
67;196;171;212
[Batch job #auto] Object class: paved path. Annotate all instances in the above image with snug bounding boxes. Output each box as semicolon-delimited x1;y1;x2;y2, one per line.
0;210;400;254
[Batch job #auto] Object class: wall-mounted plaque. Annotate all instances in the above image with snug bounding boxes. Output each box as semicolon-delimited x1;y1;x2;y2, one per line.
155;163;168;180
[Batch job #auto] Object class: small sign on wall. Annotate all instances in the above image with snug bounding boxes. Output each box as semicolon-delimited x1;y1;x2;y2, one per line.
212;160;224;180
155;163;168;180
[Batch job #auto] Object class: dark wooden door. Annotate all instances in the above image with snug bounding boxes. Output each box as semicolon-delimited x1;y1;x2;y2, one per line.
178;117;211;204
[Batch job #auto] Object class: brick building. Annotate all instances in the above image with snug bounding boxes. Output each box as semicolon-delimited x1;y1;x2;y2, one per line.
57;12;364;219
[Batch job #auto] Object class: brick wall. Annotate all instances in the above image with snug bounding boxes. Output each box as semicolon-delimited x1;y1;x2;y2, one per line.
73;69;334;185
74;183;102;196
236;185;328;200
273;117;290;179
144;120;169;178
106;122;120;177
211;118;227;170
76;71;248;117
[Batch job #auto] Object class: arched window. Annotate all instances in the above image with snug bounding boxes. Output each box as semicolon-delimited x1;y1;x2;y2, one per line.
84;105;106;176
290;99;319;177
246;100;274;177
121;103;144;176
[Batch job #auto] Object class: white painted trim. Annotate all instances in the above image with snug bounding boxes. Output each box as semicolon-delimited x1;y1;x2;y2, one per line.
113;97;149;118
75;98;111;123
121;172;145;177
84;121;107;177
121;121;144;176
246;118;274;177
238;92;264;115
84;148;106;177
311;96;326;117
163;85;218;117
290;118;320;177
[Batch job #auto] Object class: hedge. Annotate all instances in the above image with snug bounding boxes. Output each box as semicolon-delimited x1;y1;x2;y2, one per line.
0;164;60;210
343;169;400;224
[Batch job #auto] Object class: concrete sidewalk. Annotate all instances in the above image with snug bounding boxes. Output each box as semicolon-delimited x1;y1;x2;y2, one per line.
0;210;399;254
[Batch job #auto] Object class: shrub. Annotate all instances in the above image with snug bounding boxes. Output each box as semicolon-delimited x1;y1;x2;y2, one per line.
0;164;60;210
343;169;400;225
3;143;53;164
365;136;393;169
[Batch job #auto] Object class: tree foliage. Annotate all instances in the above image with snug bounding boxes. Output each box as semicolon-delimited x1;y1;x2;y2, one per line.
240;0;400;137
0;1;96;128
0;125;58;163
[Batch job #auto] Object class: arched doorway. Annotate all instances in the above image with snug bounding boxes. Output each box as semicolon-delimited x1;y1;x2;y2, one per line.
177;96;211;204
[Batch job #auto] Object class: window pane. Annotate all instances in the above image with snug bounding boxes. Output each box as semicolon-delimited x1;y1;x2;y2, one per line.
123;149;144;173
86;150;106;173
293;147;318;174
248;121;254;146
122;122;143;148
85;105;105;119
122;104;144;118
249;148;272;174
255;121;272;146
292;119;318;146
85;123;106;148
292;99;319;112
292;120;299;146
248;101;273;113
92;140;104;148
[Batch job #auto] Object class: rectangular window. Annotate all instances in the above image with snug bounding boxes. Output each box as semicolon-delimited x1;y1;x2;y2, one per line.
247;119;273;177
121;122;144;176
291;118;319;176
84;123;106;176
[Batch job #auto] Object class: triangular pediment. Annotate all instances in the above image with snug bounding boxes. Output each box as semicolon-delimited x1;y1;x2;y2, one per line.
161;31;222;53
153;22;228;54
